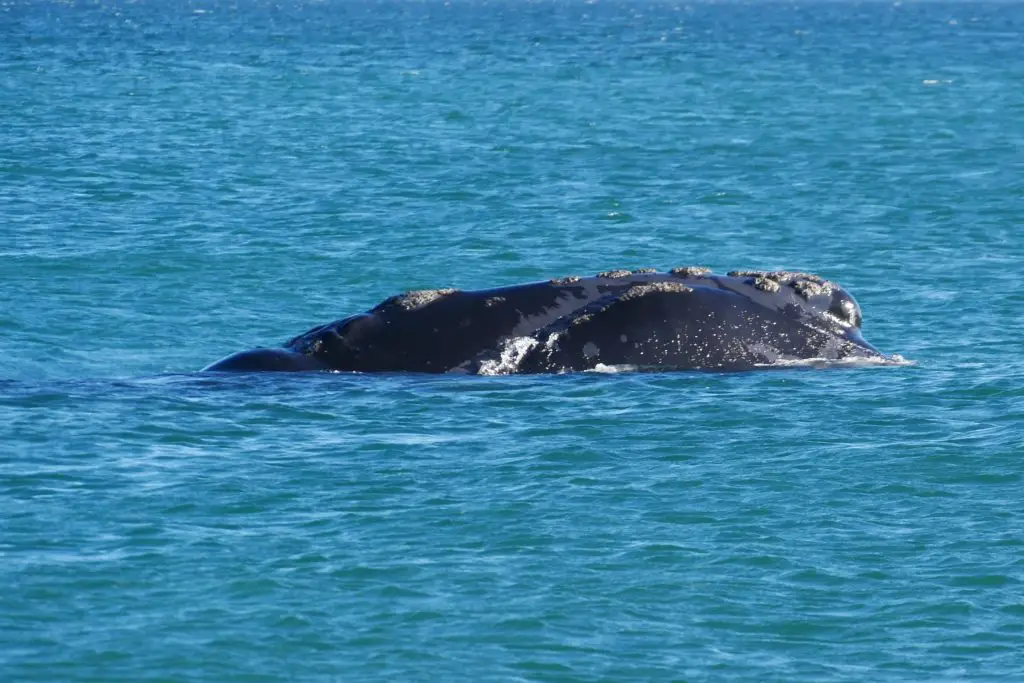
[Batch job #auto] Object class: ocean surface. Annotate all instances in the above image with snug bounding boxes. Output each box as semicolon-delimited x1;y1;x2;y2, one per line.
3;0;1023;680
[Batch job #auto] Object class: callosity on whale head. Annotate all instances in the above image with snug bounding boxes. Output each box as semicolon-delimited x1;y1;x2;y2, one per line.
201;268;896;374
721;269;874;345
722;269;886;360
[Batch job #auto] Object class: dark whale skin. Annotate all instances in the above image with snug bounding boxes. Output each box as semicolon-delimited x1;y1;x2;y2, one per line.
202;268;889;374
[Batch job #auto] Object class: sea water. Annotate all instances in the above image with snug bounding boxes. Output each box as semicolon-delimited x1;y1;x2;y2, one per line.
2;1;1023;680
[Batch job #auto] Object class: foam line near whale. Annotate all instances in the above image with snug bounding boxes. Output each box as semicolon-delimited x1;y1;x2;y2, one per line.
202;268;894;374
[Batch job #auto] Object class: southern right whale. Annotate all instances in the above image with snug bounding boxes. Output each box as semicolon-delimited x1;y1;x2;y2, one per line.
203;267;894;374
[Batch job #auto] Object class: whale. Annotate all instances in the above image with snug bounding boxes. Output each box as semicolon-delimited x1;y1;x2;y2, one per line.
202;268;892;374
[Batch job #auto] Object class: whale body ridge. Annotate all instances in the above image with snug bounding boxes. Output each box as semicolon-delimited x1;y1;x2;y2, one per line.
203;267;894;374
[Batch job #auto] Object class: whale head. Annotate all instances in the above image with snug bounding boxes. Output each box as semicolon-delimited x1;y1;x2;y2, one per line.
202;348;329;372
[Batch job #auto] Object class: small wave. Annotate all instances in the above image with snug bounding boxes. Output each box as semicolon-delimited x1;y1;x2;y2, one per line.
758;355;914;369
476;339;911;375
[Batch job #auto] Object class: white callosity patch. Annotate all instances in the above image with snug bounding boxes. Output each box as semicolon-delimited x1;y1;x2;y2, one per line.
476;336;541;376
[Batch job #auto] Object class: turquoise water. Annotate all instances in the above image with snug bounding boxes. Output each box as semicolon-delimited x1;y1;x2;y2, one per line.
3;0;1024;679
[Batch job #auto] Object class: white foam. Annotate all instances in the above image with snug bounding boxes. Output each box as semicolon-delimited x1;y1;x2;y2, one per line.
586;363;640;374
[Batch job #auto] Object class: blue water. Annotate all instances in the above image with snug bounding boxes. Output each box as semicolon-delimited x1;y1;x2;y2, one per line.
3;0;1023;680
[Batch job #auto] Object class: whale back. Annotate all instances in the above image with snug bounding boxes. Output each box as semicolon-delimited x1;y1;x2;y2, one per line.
268;269;882;374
